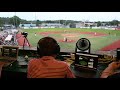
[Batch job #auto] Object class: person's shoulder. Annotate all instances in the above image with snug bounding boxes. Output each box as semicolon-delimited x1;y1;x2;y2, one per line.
56;60;68;66
29;58;39;64
108;72;120;78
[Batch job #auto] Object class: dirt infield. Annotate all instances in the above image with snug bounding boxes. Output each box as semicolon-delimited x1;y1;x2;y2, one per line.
38;31;108;43
38;31;107;37
61;33;79;38
80;32;107;35
38;31;62;36
58;39;75;43
101;39;120;51
80;32;107;37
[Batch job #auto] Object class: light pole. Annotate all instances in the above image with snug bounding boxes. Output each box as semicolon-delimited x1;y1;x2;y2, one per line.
15;12;17;28
35;12;37;27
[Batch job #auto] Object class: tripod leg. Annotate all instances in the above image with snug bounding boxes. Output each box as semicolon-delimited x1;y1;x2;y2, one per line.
25;37;31;47
23;38;26;49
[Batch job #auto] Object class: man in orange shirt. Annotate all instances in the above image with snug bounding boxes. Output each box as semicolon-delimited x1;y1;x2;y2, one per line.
27;37;75;78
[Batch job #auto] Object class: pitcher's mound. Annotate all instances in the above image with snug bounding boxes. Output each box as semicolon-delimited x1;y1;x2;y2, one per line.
58;39;75;43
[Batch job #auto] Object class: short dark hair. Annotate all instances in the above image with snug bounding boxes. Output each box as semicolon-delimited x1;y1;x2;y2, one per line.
37;37;60;57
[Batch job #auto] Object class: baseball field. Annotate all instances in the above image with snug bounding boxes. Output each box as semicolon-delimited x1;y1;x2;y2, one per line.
16;28;120;52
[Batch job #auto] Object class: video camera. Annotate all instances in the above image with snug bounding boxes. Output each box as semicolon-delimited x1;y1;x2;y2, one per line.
21;32;28;37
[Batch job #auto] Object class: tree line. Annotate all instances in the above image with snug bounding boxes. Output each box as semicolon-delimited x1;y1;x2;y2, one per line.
0;16;120;28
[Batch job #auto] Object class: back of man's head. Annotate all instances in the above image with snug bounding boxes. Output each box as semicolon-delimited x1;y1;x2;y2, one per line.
37;37;60;57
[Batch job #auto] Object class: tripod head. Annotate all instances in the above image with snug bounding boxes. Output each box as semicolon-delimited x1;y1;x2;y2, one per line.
21;32;28;38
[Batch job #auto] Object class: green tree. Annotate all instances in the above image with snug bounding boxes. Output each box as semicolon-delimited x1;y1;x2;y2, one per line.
36;20;40;26
110;20;119;26
97;21;102;27
0;18;3;27
105;22;110;26
9;16;21;28
59;20;65;24
20;19;28;24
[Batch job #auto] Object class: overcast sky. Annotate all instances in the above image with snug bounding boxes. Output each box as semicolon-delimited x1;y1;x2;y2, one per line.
0;12;120;21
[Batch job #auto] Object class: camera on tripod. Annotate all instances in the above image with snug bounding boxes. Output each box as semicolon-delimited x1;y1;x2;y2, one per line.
21;32;30;49
21;32;28;37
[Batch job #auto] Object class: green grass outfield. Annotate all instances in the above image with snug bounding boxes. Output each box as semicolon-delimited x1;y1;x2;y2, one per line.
21;28;120;52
